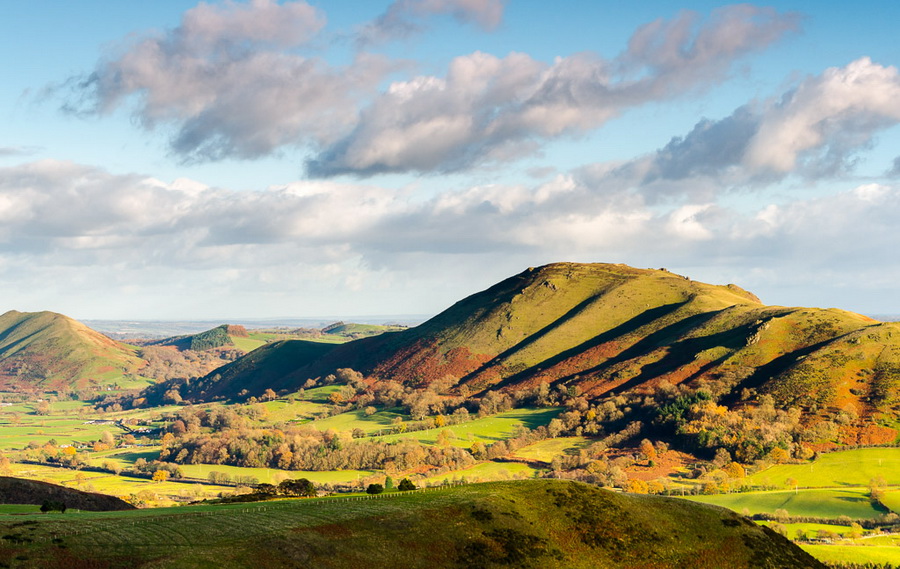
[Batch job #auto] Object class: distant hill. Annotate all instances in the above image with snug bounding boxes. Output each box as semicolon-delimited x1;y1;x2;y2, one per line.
0;310;144;392
0;476;135;511
0;480;822;568
142;324;246;352
172;263;900;424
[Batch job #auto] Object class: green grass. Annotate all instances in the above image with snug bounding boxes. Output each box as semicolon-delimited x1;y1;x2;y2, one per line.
0;480;821;569
511;436;591;462
371;407;563;447
880;489;900;513
684;487;885;520
230;336;266;352
802;544;900;565
420;460;540;484
305;408;405;434
747;448;900;488
759;521;855;537
176;463;375;485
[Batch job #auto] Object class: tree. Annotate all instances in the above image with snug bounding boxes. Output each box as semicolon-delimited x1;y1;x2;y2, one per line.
398;478;416;491
366;483;384;495
279;478;316;497
152;470;169;483
384;476;394;490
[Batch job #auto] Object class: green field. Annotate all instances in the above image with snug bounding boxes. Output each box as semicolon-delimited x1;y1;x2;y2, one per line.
176;463;376;486
420;460;540;484
305;407;405;434
685;487;885;519
880;489;900;513
371;407;563;447
801;544;900;565
511;436;591;462
747;448;900;488
230;336;267;352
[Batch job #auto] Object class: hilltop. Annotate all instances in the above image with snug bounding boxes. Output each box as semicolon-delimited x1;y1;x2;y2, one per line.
0;480;823;568
0;310;144;393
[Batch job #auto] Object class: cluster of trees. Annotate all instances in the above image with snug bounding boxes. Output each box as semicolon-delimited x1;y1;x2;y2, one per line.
160;426;477;473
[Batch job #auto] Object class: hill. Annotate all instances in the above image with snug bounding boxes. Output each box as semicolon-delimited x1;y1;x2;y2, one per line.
0;476;135;511
174;263;900;421
0;480;823;568
0;310;144;392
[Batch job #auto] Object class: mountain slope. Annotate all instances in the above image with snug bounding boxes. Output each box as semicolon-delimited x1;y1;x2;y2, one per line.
0;310;144;392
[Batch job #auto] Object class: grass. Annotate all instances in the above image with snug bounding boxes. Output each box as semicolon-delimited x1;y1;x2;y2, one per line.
305;407;405;434
229;336;266;352
747;448;900;488
0;480;821;569
880;489;900;513
511;436;591;462
801;544;900;565
420;460;540;484
175;463;375;485
371;407;563;447
684;487;885;520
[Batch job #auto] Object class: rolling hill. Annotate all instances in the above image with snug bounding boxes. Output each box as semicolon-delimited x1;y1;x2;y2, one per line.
0;480;824;568
177;263;900;425
0;310;144;392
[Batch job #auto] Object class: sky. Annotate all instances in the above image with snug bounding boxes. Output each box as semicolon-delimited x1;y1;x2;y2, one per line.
2;0;900;320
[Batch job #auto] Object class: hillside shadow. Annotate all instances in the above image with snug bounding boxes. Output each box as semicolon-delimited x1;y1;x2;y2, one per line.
718;337;839;407
607;320;755;394
476;302;689;390
546;309;726;389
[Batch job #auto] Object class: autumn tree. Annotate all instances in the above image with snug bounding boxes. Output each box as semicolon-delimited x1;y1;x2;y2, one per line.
152;470;169;483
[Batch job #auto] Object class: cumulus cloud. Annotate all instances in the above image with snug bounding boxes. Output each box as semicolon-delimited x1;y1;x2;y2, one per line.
63;3;796;173
591;57;900;200
62;0;394;161
358;0;505;46
308;5;799;176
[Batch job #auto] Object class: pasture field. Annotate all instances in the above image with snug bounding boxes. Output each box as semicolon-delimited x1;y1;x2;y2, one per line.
801;544;900;565
511;436;591;462
229;336;267;352
371;407;564;447
304;407;405;434
684;487;885;519
175;463;376;486
880;490;900;513
253;398;328;422
747;448;900;488
759;521;854;537
420;460;539;484
7;463;231;504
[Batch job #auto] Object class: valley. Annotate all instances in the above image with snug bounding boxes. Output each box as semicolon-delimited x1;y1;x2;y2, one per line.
1;262;900;567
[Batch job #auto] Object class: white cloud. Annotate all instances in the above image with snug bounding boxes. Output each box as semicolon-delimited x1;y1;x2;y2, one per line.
309;5;799;176
3;159;900;316
63;3;797;174
63;1;394;162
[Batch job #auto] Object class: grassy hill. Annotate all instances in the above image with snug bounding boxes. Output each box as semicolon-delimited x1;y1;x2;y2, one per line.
173;263;900;423
0;480;824;568
0;310;144;392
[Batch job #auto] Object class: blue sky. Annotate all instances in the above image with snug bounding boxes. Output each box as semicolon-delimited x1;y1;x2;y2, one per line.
1;0;900;320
